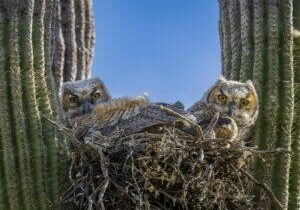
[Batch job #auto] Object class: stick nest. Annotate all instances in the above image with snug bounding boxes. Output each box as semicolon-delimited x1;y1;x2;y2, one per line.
61;117;272;210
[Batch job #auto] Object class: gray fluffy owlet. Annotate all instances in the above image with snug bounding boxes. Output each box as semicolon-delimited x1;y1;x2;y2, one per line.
188;75;259;143
62;78;149;127
61;78;112;121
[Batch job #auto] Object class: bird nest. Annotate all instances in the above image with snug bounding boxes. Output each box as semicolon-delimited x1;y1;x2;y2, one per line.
58;118;283;210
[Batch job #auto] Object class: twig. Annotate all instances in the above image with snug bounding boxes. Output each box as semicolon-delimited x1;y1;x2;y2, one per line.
41;114;82;145
244;147;291;155
229;164;245;195
93;144;110;210
239;168;283;210
160;105;204;138
203;112;219;138
122;132;164;140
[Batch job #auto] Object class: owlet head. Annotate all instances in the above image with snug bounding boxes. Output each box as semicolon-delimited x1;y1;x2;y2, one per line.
61;77;111;120
202;75;259;127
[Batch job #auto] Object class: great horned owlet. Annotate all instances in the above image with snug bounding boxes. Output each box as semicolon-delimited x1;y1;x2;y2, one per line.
61;77;150;129
188;75;259;143
61;78;111;121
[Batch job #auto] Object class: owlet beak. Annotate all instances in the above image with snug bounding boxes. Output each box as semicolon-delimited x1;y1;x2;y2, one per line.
227;102;236;117
82;100;92;114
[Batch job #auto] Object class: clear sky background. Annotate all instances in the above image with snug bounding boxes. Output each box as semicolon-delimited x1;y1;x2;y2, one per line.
92;0;220;107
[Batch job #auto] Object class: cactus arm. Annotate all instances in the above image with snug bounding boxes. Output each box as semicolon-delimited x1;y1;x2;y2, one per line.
18;0;48;209
228;0;241;80
51;0;95;90
219;0;232;78
32;0;59;205
288;2;300;209
45;0;62;117
6;0;36;209
252;0;266;99
75;0;86;80
239;0;254;81
270;0;294;209
219;8;224;76
84;0;95;78
251;0;269;196
0;127;7;210
0;7;19;210
61;0;77;82
288;0;300;208
265;0;279;153
261;0;280;193
52;0;65;93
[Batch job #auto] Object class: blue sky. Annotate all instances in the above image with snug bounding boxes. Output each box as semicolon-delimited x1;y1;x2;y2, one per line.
92;0;220;107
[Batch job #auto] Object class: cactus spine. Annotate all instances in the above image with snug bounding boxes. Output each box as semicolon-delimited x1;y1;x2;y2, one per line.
219;0;296;209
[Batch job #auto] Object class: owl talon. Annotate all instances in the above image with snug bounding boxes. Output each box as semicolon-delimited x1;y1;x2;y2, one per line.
215;117;238;142
216;127;233;139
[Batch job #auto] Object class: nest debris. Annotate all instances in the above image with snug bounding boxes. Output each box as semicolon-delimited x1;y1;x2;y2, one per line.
54;115;285;210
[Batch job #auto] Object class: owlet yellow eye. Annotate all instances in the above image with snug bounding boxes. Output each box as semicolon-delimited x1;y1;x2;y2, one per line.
91;92;101;100
218;94;227;103
69;96;78;103
240;98;249;107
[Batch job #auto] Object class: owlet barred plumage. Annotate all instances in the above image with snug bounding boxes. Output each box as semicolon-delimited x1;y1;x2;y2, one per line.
97;101;196;137
188;75;259;143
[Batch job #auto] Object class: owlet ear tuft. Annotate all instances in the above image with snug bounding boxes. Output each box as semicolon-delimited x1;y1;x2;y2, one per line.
245;80;255;90
62;86;71;95
218;75;226;82
93;77;112;100
91;77;103;84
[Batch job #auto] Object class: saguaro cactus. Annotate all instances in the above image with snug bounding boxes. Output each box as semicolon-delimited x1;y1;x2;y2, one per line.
0;0;94;209
219;0;297;209
52;0;95;92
